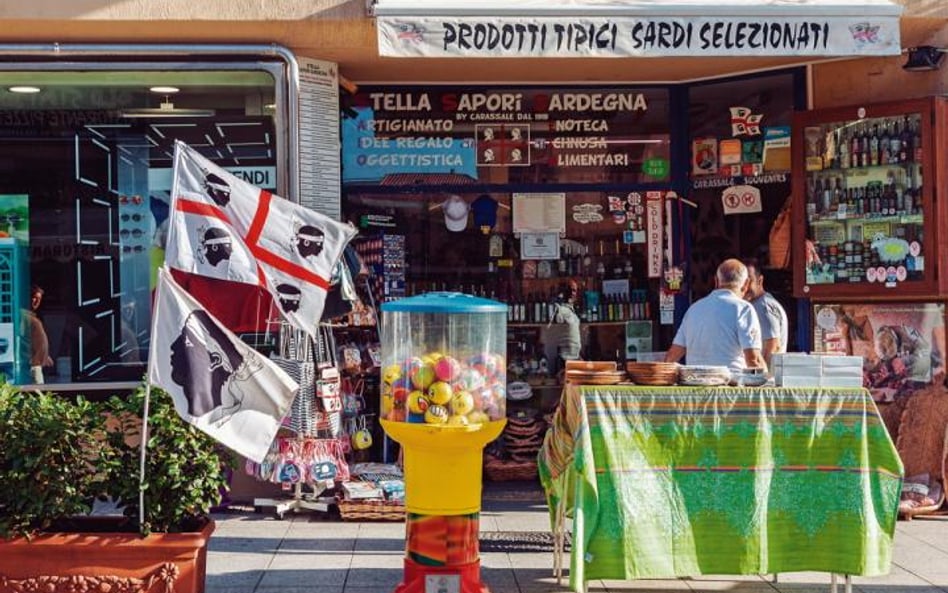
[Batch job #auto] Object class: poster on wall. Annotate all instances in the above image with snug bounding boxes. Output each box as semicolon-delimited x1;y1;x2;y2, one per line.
513;193;566;235
812;302;945;403
298;57;341;219
0;195;29;366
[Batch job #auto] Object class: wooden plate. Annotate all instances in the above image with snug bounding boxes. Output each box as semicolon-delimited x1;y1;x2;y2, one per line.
566;360;618;373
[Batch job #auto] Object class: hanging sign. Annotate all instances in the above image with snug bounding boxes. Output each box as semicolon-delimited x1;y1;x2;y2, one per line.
378;15;902;58
646;192;663;278
722;185;762;215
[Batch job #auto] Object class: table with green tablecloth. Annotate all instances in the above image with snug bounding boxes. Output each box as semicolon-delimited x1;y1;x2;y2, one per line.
538;385;904;592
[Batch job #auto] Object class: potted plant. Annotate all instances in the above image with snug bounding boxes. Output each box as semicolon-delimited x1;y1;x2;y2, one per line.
0;384;230;593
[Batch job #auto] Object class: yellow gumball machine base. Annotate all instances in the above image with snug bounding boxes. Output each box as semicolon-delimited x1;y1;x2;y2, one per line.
382;419;505;515
382;419;506;593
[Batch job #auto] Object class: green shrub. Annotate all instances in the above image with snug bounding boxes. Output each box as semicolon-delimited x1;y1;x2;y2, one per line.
0;383;231;539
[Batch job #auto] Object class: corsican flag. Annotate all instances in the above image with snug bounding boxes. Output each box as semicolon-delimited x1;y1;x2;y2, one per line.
148;267;299;463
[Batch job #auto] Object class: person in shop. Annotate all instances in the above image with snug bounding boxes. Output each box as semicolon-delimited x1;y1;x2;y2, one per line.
663;259;767;374
742;259;789;368
542;278;583;376
23;284;53;384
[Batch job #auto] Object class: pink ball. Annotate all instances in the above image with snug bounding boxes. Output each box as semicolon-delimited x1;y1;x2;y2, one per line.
434;356;461;382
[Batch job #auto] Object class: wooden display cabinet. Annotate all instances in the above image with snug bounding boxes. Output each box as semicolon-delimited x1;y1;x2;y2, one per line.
792;97;948;300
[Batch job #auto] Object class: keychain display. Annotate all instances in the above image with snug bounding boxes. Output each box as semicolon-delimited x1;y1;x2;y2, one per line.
350;415;374;451
245;436;350;486
341;377;366;418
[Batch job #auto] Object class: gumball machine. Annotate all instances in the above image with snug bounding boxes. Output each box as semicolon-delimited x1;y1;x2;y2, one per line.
379;292;507;593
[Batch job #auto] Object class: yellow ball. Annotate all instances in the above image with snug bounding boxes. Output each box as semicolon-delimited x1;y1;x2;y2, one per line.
447;414;470;427
427;381;453;406
424;404;449;424
382;364;402;384
450;391;475;416
467;410;489;425
407;390;429;415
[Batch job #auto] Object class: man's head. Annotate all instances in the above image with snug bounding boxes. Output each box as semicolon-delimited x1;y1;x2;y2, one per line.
30;285;43;311
742;259;765;301
559;279;580;304
715;259;749;294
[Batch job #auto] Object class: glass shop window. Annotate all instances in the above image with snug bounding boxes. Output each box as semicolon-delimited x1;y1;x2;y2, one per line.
0;70;277;386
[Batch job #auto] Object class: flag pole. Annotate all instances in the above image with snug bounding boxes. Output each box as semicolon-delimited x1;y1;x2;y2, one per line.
138;382;152;528
139;267;169;529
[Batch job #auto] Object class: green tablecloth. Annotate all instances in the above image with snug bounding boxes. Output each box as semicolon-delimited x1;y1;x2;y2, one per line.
538;385;904;590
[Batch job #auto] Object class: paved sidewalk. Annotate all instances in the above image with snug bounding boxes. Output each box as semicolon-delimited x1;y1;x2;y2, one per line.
207;488;948;593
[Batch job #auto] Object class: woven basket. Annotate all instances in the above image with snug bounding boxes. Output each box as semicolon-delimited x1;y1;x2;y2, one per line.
899;424;948;520
484;459;538;482
337;498;405;521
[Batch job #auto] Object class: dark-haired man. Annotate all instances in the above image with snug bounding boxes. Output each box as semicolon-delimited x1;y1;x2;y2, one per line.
743;259;788;367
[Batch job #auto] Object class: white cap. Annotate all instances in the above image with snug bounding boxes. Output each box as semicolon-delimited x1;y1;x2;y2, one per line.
443;195;469;232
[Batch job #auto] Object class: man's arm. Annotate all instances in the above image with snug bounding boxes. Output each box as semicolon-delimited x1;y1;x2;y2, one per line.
743;348;767;372
665;344;686;363
760;337;780;368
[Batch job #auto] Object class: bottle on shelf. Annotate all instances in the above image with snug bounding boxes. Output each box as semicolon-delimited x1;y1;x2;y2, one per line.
888;118;902;165
831;177;844;214
851;123;863;168
912;117;922;162
839;127;850;169
868;123;880;167
880;120;891;165
899;115;911;163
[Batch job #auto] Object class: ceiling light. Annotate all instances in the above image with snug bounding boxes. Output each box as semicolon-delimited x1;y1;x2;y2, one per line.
120;99;215;118
149;86;180;94
263;103;276;110
902;46;945;72
8;86;40;94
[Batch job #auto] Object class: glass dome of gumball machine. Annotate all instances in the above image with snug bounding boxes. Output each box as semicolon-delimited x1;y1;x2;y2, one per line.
379;292;507;593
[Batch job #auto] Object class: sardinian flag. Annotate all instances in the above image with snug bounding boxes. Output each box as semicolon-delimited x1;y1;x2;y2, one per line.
166;141;357;338
729;106;763;136
148;268;298;463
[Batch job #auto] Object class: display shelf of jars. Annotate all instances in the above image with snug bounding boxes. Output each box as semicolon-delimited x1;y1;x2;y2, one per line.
792;96;948;299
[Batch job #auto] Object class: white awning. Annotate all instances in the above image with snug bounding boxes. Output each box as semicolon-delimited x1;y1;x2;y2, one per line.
374;0;903;58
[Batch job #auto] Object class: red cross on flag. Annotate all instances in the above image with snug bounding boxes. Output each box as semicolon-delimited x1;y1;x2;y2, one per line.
166;141;357;339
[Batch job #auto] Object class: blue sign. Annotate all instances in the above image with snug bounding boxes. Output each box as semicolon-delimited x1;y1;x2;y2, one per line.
342;107;477;184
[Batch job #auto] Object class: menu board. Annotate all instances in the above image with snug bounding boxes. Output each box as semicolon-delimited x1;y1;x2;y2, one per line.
298;57;341;219
341;86;670;186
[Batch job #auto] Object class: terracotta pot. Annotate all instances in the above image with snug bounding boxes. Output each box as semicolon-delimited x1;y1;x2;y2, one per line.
0;518;215;593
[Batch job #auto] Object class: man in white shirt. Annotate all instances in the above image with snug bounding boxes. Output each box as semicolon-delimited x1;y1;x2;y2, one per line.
664;259;767;374
743;259;789;368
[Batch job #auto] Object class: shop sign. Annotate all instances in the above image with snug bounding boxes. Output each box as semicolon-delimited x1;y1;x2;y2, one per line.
341;87;666;186
378;15;901;58
646;192;663;278
692;172;787;190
